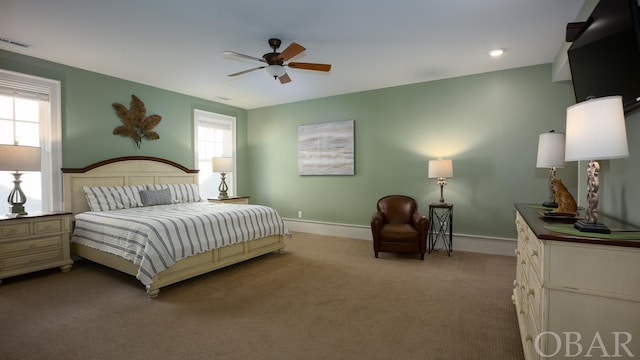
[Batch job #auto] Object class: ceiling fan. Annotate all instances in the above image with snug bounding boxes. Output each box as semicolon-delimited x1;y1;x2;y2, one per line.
222;38;331;84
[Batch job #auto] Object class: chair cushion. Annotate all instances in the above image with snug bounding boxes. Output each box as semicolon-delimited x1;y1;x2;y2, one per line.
380;223;419;242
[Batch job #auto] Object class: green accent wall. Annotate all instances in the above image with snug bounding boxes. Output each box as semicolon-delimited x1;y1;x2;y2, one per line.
599;109;640;226
247;64;580;239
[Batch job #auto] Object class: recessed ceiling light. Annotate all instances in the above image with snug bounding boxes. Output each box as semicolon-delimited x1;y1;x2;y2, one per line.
489;49;504;57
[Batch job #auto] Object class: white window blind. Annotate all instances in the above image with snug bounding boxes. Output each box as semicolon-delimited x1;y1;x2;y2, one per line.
0;79;50;101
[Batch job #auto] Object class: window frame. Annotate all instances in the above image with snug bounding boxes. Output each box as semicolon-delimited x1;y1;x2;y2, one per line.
0;69;62;212
193;109;236;199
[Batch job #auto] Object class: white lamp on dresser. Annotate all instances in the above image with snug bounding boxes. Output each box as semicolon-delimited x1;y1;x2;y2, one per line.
536;130;565;208
564;95;629;234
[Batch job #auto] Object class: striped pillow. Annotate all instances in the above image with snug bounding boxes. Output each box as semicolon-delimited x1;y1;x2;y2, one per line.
146;183;202;203
81;185;146;211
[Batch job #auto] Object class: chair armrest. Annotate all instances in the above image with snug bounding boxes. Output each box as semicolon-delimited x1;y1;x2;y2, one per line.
412;212;429;233
371;211;385;229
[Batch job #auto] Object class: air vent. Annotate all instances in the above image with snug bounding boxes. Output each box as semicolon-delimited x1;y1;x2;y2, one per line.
0;37;30;48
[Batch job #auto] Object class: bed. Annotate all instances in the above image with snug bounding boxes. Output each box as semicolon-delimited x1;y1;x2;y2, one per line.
62;156;289;297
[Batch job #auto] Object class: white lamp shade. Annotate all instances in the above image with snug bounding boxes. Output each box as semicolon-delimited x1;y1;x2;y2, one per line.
428;159;453;178
0;144;41;171
565;96;629;161
264;65;286;78
212;157;234;173
536;131;566;168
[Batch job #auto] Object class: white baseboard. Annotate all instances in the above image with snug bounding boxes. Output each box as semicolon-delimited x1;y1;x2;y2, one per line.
283;218;517;257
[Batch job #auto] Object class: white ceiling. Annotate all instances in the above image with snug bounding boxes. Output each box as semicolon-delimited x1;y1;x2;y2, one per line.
1;0;585;110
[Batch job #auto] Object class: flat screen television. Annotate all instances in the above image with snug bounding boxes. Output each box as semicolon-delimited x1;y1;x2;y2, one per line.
567;0;640;113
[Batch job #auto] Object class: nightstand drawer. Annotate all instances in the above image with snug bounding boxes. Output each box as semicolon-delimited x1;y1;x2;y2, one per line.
1;236;62;256
34;219;64;234
0;223;30;238
1;249;63;271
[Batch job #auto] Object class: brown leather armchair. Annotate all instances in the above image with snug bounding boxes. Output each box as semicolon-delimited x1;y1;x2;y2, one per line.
371;195;429;260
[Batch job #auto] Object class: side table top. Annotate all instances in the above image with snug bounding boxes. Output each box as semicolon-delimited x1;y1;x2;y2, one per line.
208;195;250;201
429;203;453;208
0;211;72;221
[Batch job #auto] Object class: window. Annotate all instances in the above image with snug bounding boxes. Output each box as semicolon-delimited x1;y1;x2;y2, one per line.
0;69;62;213
194;110;236;199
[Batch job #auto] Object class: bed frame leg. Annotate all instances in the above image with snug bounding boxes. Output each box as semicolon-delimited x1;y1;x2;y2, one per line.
146;287;160;298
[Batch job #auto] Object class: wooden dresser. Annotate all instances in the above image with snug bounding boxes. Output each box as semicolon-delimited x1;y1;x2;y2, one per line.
513;204;640;359
0;212;73;284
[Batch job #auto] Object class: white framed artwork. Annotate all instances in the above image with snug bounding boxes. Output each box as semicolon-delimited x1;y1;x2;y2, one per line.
298;120;354;175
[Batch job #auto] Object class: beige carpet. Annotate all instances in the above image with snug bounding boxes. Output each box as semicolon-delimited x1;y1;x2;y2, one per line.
0;232;524;360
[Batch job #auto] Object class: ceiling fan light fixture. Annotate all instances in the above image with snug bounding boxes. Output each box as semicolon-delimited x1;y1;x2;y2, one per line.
265;65;286;78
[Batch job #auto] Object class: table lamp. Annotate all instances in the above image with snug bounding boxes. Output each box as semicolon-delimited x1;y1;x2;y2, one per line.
0;144;42;215
564;96;629;234
536;130;566;208
428;159;453;204
212;157;234;198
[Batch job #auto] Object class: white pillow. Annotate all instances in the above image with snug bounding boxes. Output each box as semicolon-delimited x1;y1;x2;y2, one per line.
146;183;202;203
81;185;146;211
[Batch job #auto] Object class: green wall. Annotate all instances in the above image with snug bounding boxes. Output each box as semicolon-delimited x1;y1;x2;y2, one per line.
0;49;250;192
599;109;640;226
4;48;637;240
247;64;579;239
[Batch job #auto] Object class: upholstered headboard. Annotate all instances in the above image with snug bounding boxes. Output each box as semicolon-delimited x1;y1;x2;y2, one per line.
62;156;199;214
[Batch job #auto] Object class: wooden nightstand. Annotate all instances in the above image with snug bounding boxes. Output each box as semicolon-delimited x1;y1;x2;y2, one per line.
0;212;74;284
208;196;250;205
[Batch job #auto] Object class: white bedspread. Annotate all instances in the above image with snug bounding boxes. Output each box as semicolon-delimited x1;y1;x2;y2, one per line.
71;202;290;286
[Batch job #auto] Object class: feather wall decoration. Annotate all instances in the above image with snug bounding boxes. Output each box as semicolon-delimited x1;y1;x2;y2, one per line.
112;95;161;148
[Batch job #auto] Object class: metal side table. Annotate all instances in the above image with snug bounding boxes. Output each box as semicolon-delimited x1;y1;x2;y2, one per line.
428;203;453;256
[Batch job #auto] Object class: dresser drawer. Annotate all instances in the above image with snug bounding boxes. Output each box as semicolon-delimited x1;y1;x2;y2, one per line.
0;222;30;238
0;236;62;256
522;310;541;360
33;218;64;234
526;269;543;332
1;249;63;271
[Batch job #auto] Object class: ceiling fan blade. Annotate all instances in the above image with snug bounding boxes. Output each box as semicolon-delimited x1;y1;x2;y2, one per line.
277;42;305;61
287;62;332;72
228;66;265;77
279;73;292;84
222;51;265;63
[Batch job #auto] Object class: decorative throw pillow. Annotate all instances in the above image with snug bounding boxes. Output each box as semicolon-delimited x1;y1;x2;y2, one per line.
146;183;202;203
139;189;173;206
81;185;145;211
